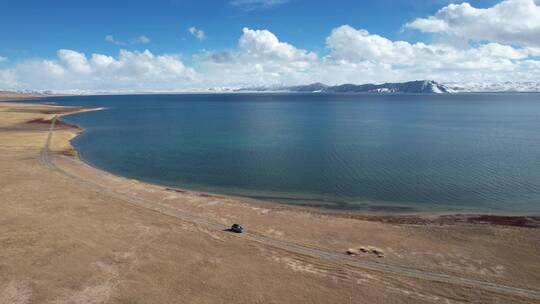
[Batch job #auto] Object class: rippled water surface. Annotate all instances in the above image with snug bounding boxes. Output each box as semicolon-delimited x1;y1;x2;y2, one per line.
48;93;540;212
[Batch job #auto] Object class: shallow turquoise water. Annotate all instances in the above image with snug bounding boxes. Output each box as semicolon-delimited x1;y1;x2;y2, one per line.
47;93;540;212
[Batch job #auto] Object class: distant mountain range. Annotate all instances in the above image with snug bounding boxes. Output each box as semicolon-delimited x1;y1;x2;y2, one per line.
2;80;540;95
0;90;51;100
445;81;540;93
238;80;450;94
237;80;540;94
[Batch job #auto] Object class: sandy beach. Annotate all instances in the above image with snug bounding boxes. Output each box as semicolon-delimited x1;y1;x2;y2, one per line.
1;100;539;303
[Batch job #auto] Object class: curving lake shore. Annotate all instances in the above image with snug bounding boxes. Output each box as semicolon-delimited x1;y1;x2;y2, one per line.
1;100;540;303
39;93;540;213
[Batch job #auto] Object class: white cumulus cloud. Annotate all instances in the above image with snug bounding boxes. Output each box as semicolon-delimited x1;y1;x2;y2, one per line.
322;25;539;84
326;25;531;66
132;35;150;44
195;27;318;87
239;28;317;62
0;49;196;92
105;34;125;45
58;49;92;74
194;25;540;87
2;0;540;93
188;27;206;41
405;0;540;47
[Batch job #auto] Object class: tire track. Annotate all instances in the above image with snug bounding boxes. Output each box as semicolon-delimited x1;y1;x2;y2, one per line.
40;115;540;300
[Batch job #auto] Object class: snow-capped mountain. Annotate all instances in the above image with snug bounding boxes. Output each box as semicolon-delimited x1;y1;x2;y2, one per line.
444;82;540;93
238;80;451;94
324;80;449;94
4;80;540;95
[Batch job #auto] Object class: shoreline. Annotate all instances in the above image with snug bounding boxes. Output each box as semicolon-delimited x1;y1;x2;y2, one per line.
1;100;540;302
22;97;540;230
16;98;540;227
58;102;540;227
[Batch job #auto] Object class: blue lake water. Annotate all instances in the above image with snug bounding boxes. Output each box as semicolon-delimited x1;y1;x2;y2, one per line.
45;93;540;213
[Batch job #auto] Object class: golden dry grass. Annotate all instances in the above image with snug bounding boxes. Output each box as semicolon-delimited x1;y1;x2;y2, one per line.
1;101;539;303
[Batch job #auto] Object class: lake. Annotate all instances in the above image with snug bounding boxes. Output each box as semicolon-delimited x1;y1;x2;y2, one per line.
46;93;540;213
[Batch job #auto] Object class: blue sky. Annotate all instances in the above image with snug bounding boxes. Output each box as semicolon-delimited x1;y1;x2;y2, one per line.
0;0;499;60
0;0;538;92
